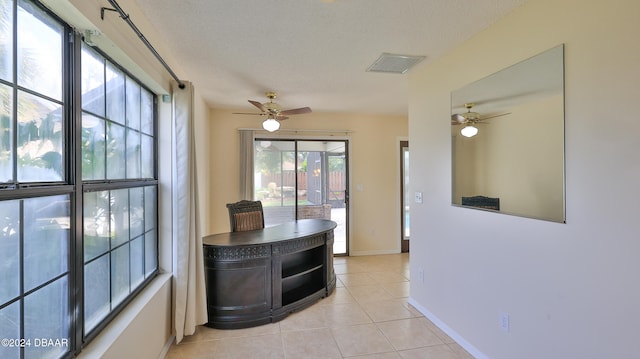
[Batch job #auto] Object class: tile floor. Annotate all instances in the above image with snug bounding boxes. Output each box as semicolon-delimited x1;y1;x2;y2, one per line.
166;253;475;359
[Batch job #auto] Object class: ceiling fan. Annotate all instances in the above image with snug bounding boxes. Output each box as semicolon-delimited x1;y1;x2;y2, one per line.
233;91;312;132
451;103;510;137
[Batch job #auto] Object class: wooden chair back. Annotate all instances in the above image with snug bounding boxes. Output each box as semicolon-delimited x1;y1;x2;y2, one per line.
226;200;265;232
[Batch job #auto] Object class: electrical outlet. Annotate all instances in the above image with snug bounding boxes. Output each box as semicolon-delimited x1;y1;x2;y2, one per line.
418;268;424;283
500;312;510;332
415;191;423;204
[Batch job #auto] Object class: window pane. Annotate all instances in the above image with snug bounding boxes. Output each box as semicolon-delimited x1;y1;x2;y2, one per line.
0;83;13;182
106;63;124;125
81;45;105;117
24;276;69;359
111;188;129;247
254;140;296;226
17;90;64;182
23;195;69;292
144;186;156;232
0;301;20;359
130;236;144;289
84;254;109;334
141;134;153;179
0;200;19;304
142;187;156;278
17;0;62;101
84;191;110;262
111;244;129;307
144;229;157;277
129;187;143;239
126;77;140;131
126;129;140;179
140;90;153;135
82;112;106;180
106;122;125;179
0;0;12;82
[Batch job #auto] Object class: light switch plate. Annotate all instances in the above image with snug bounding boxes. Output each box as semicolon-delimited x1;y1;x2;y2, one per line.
500;312;510;332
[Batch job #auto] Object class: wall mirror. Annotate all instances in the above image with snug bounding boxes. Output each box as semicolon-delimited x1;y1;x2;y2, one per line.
451;44;565;222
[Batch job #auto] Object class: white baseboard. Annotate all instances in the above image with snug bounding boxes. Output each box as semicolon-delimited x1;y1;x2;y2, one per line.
158;336;175;359
349;249;400;256
407;297;489;359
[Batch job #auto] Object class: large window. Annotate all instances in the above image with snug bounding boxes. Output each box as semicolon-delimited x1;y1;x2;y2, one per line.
0;1;158;358
81;44;158;337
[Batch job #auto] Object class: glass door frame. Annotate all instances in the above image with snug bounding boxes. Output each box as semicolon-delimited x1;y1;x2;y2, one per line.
254;135;350;256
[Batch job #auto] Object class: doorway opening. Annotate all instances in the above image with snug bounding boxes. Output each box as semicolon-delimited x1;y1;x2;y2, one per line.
400;140;410;252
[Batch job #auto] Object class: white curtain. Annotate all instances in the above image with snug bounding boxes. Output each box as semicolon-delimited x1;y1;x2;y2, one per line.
238;129;254;200
172;81;207;343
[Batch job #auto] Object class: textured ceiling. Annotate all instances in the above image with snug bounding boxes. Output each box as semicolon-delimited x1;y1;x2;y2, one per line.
133;0;528;116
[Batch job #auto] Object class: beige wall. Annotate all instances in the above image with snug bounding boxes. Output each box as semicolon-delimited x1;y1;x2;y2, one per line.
209;109;408;255
409;0;640;358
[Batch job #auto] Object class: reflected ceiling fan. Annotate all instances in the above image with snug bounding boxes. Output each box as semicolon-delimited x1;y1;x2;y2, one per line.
233;91;312;132
451;103;510;137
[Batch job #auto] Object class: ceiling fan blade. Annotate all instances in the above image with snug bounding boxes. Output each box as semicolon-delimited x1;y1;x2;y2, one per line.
232;112;265;116
280;107;312;116
276;115;289;121
480;112;511;121
248;100;267;112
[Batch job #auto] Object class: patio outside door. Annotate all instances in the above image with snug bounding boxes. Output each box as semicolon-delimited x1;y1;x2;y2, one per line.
254;139;349;255
400;141;410;252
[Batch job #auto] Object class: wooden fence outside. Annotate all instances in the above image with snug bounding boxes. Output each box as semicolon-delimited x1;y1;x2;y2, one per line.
259;171;344;192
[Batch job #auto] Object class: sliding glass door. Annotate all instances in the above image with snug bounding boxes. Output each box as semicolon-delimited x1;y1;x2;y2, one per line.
254;139;349;255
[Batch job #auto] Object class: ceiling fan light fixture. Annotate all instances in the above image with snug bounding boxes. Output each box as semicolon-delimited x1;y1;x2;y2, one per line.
460;125;478;138
262;118;280;132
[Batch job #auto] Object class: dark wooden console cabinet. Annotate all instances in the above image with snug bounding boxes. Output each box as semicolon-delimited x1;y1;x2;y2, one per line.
202;219;337;329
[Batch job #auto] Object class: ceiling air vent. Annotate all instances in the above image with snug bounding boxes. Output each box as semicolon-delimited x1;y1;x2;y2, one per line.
366;53;426;74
